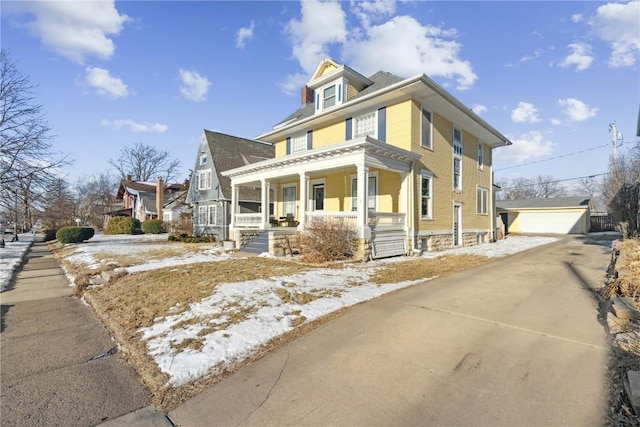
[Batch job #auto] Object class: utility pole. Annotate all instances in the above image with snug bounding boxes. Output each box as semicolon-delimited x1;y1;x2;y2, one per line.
609;122;623;179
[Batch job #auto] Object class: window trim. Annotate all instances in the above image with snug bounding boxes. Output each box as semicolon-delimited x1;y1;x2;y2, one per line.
281;183;297;217
309;178;326;211
453;126;463;192
290;133;307;153
208;205;217;225
352;110;378;139
199;154;208;166
197;205;208;225
421;107;433;150
350;172;378;212
315;79;345;112
476;186;489;215
420;170;433;220
477;142;484;170
197;169;212;190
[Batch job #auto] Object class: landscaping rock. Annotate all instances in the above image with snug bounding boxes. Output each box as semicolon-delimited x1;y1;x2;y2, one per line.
613;331;640;350
101;271;118;283
624;371;640;415
612;296;640;320
607;312;630;335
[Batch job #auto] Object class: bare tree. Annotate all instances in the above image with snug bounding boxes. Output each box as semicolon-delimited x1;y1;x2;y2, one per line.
109;142;180;182
73;173;119;228
497;174;567;200
603;140;640;237
0;49;70;193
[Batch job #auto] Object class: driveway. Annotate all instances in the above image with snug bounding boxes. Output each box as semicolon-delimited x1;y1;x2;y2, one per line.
169;235;612;426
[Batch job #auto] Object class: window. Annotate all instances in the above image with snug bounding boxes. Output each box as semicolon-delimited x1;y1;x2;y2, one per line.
354;111;376;138
323;85;336;109
197;170;212;190
163;212;171;221
477;187;488;215
291;134;307;153
198;206;207;225
453;127;463;191
421;171;433;219
421;108;433;149
208;205;217;225
200;155;207;165
351;175;377;211
282;185;296;216
477;142;484;170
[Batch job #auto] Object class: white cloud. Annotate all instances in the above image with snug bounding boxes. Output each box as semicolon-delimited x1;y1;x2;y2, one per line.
472;104;487;115
6;0;129;63
282;1;477;94
551;118;562;126
84;67;128;98
178;69;210;102
571;14;584;23
343;16;477;90
495;131;554;162
520;48;542;63
351;0;396;28
589;1;640;67
100;119;168;133
558;98;598;121
558;43;594;71
236;21;255;49
511;102;541;123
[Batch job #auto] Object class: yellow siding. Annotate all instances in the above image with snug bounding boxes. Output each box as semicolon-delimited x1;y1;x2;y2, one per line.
386;100;412;151
318;63;337;77
322;170;353;211
274;139;287;157
347;84;358;101
376;169;400;212
313;121;346;148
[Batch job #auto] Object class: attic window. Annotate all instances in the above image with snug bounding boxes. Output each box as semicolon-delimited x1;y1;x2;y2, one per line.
200;155;207;165
315;80;344;112
323;86;336;108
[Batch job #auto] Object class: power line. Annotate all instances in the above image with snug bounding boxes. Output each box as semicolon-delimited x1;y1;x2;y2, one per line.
494;143;609;171
497;173;607;191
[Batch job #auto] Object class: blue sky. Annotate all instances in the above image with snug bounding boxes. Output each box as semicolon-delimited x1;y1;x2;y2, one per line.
2;0;639;190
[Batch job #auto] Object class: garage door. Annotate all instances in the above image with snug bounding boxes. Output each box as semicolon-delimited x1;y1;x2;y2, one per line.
516;211;584;234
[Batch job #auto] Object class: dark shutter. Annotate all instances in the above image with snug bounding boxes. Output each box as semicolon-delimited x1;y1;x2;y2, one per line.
286;137;291;155
307;130;313;150
345;117;352;140
377;107;386;142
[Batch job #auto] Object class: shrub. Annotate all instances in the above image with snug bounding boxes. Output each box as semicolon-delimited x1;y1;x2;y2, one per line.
42;228;58;242
104;216;140;235
296;218;357;263
141;219;166;234
56;227;94;244
168;233;216;243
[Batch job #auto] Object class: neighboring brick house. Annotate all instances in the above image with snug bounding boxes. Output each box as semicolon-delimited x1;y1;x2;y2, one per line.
186;130;275;240
222;58;512;259
112;176;183;222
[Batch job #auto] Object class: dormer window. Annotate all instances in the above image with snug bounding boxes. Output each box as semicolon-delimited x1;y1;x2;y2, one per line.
315;80;344;112
200;155;208;165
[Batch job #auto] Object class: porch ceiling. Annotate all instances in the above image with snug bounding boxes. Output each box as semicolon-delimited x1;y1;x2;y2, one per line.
222;136;420;185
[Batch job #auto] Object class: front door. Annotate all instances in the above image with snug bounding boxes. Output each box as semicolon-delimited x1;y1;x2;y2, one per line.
312;184;325;211
282;185;296;217
454;203;462;246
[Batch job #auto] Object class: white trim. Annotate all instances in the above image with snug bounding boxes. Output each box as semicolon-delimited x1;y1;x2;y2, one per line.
290;133;307;153
453;125;463;192
420;169;433;220
197;169;212;190
477;142;484;170
350;171;378;211
353;110;377;139
281;183;297;217
208;204;217;225
309;178;326;211
421;107;433;150
476;186;489;215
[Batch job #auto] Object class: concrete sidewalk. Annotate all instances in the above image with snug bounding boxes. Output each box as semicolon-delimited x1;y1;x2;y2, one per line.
0;241;170;427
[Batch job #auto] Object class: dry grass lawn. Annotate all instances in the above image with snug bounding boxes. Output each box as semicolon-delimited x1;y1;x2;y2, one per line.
68;245;495;410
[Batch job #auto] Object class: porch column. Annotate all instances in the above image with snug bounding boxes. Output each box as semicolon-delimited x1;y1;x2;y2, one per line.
229;183;238;230
400;172;409;233
357;163;371;238
298;172;308;227
261;178;270;228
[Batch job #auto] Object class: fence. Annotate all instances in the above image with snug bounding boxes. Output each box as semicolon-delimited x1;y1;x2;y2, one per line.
590;214;616;232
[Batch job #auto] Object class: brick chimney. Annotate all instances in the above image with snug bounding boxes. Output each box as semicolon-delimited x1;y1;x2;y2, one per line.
126;174;132;181
301;85;314;106
156;177;164;219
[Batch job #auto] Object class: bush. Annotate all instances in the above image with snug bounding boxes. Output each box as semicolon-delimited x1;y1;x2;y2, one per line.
296;218;357;263
56;227;94;244
168;233;216;243
104;216;140;235
42;228;58;242
141;219;166;234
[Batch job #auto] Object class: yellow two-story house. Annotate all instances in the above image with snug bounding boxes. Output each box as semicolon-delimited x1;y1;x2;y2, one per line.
222;59;511;259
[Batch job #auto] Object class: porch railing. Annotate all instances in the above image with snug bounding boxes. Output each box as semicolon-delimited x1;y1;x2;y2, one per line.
368;212;405;232
234;213;263;228
305;211;357;224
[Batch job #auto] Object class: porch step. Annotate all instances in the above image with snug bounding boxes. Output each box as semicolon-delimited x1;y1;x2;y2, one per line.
241;232;269;255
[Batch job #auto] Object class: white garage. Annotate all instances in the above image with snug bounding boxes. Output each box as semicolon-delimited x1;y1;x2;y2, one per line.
496;197;591;235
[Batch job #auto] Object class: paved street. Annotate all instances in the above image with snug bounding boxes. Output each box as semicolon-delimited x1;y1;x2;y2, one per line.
169;235;612;426
0;242;160;427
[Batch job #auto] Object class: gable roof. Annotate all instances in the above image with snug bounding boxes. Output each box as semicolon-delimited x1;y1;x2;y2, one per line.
203;130;275;200
496;196;590;210
116;179;182;200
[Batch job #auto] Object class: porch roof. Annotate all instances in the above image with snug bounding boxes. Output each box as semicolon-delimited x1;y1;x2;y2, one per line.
221;136;421;184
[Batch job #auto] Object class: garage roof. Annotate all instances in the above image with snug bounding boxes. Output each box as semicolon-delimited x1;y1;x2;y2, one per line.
496;196;590;210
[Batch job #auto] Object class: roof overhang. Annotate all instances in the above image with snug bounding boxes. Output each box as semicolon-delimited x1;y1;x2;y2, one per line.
258;74;512;149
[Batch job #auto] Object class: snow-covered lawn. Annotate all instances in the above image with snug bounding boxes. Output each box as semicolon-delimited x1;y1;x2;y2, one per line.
0;234;34;292
54;233;559;388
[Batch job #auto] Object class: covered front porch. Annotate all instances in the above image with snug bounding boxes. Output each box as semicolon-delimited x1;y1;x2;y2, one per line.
222;137;421;259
